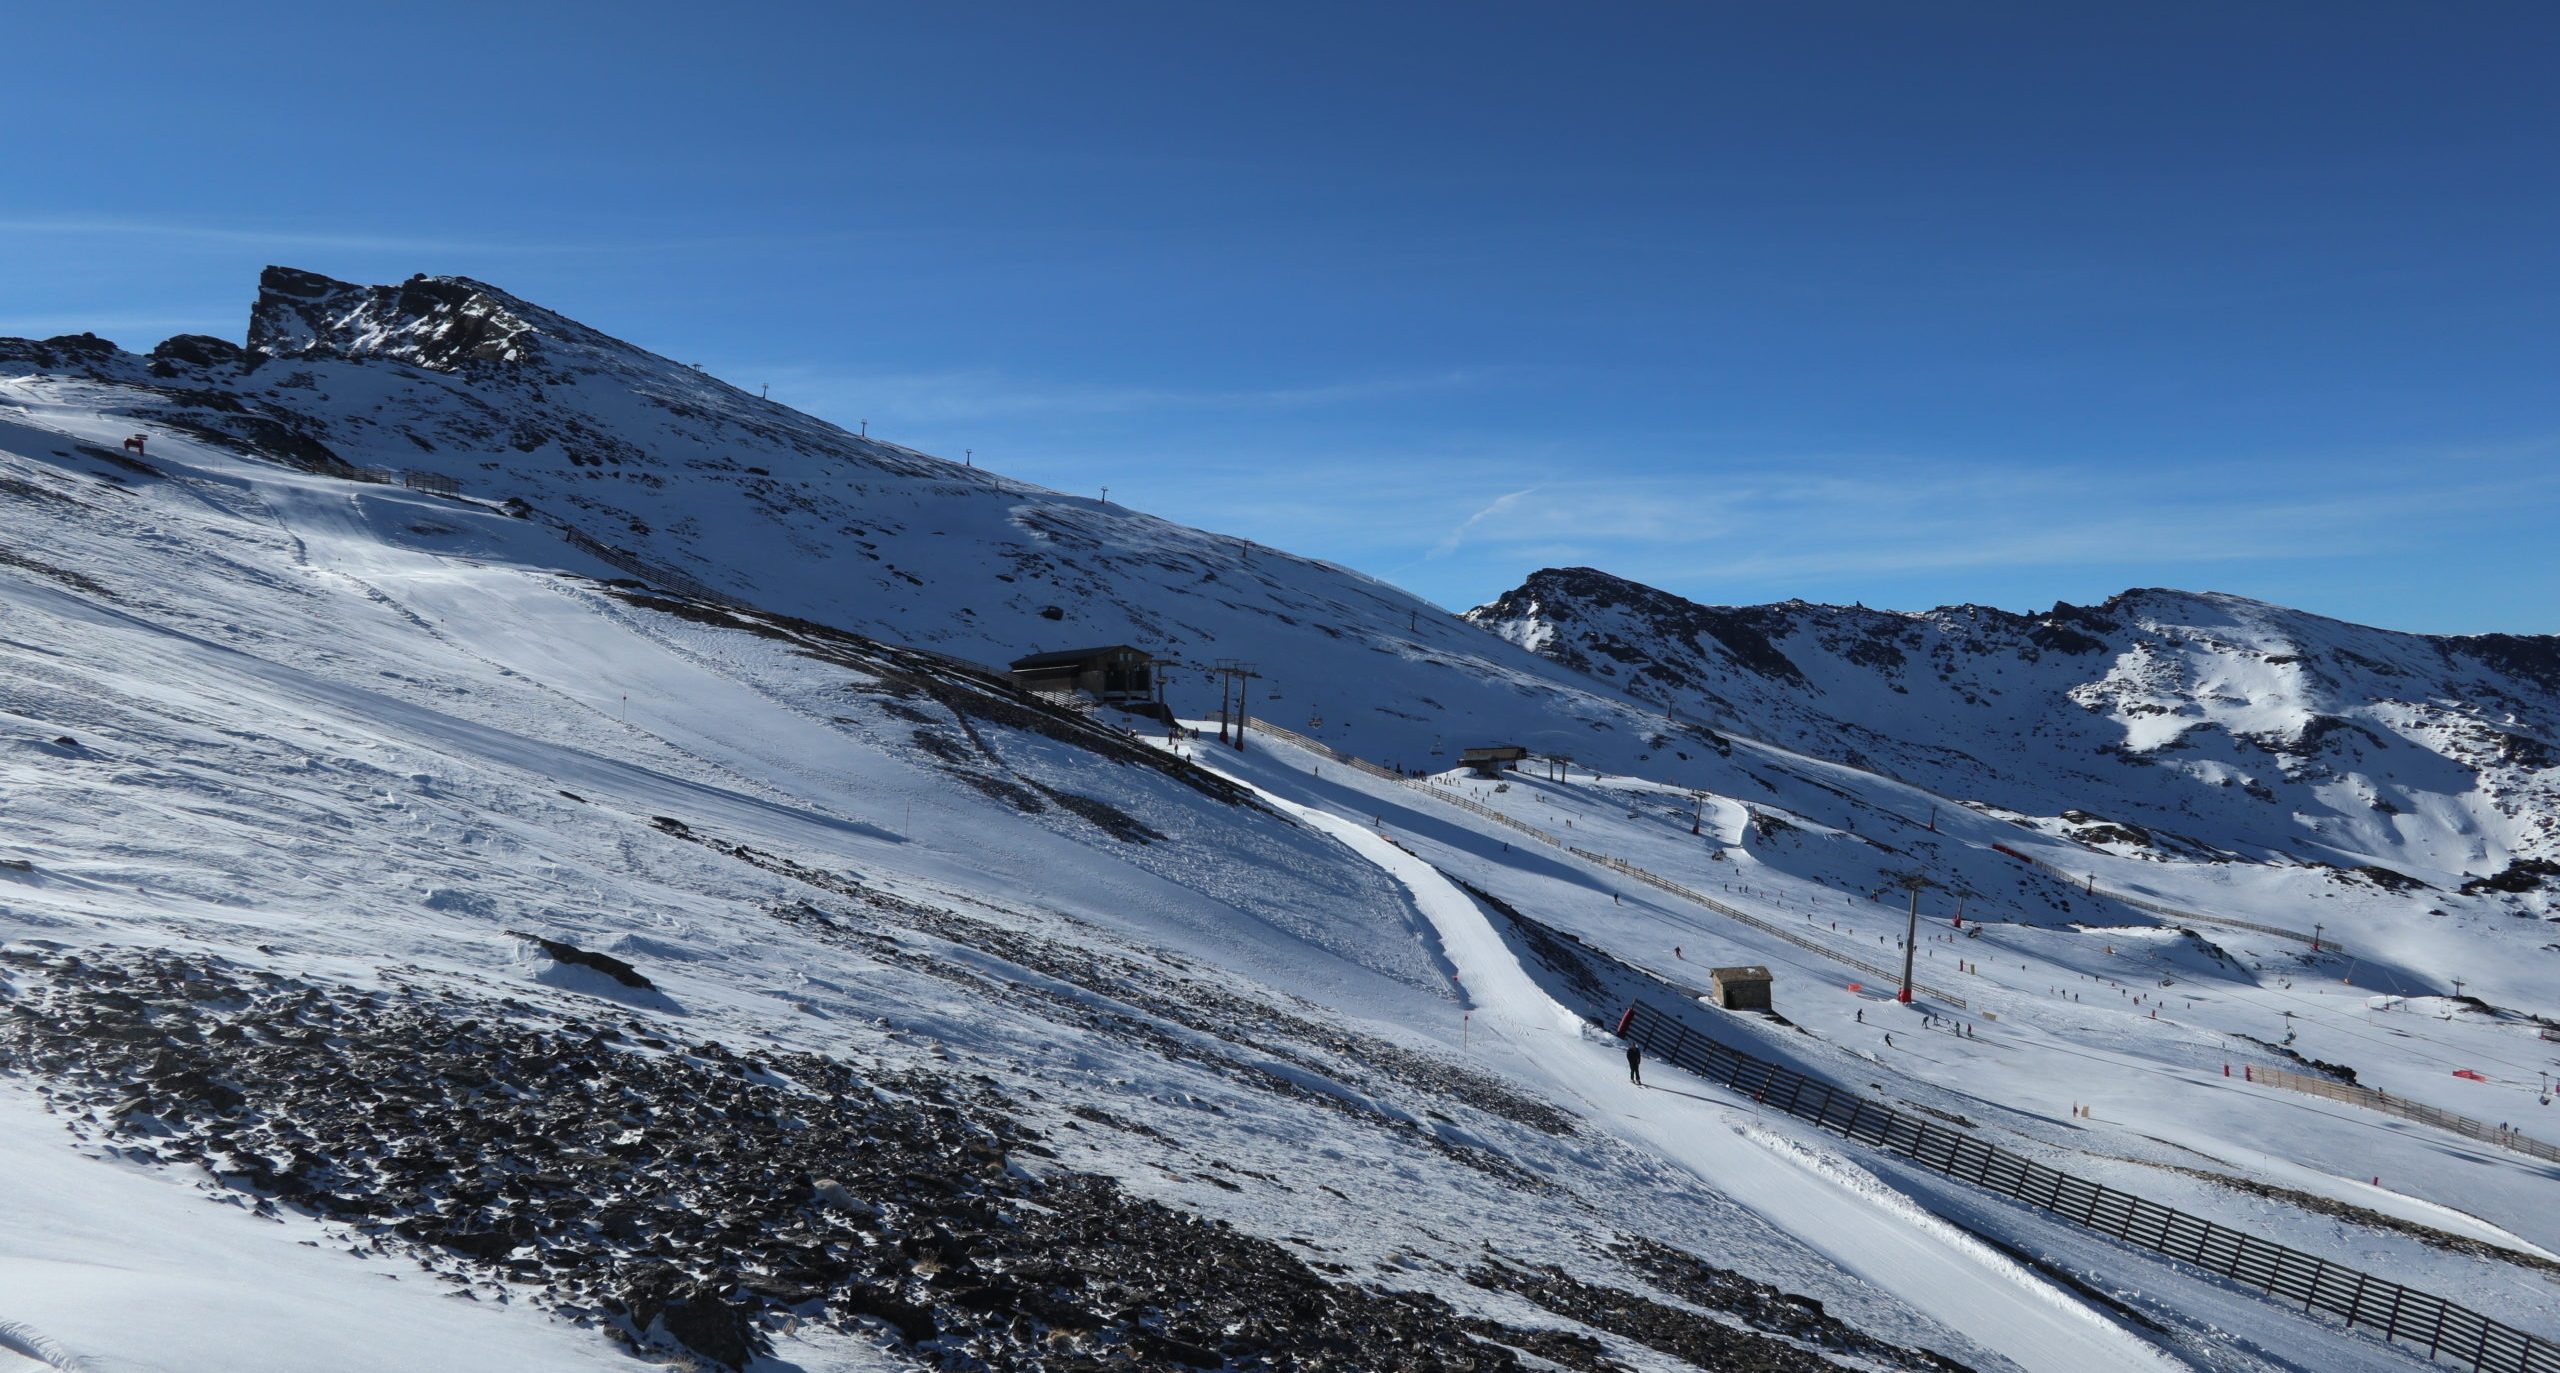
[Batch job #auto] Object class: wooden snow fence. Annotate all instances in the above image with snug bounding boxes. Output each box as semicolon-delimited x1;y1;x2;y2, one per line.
2003;847;2346;954
552;524;748;611
2252;1066;2560;1166
1617;1000;2560;1373
1240;716;1404;784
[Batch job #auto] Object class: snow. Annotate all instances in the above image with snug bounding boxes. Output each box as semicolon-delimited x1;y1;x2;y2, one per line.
3;279;2555;1371
1258;790;2185;1373
0;1087;633;1373
1198;727;2560;1357
1471;569;2559;890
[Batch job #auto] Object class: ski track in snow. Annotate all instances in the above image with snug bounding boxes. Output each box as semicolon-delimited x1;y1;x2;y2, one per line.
1250;785;2190;1373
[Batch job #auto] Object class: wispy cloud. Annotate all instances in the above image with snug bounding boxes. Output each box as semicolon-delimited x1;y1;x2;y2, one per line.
1390;446;2560;608
1429;486;1537;558
1013;435;2560;615
749;364;1488;423
0;311;221;339
0;216;886;260
0;216;540;256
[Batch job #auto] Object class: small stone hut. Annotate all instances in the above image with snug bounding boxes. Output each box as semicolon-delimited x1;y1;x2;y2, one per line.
1709;966;1773;1012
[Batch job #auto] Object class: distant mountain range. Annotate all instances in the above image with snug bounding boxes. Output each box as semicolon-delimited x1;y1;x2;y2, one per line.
1470;567;2559;882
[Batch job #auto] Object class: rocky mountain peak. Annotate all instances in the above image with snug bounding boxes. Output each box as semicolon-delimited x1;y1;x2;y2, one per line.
247;266;550;371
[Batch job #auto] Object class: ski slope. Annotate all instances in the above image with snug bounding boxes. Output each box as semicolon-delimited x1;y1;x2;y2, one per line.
4;374;2038;1372
1194;726;2560;1366
1251;786;2184;1373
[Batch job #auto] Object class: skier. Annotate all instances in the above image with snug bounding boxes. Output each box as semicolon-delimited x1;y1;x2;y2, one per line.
1883;1033;1894;1048
1625;1044;1644;1085
1855;1008;1864;1024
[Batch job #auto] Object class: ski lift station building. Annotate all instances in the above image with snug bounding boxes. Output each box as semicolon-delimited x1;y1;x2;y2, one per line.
1709;966;1773;1011
1459;745;1530;777
1007;644;1161;708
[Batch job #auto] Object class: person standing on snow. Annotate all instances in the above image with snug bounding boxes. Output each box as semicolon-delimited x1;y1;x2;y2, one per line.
1626;1044;1644;1085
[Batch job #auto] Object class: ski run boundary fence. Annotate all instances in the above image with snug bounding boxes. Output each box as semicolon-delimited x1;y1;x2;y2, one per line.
1991;844;2347;955
2252;1066;2560;1166
1617;1000;2560;1373
553;523;751;612
1241;716;1406;786
1242;718;1967;1008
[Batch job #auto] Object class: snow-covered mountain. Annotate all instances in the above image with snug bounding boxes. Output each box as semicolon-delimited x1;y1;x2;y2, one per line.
22;267;1719;778
7;271;2560;1373
1469;567;2560;886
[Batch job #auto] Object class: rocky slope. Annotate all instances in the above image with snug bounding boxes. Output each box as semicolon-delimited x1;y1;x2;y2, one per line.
5;268;1712;778
1469;567;2560;886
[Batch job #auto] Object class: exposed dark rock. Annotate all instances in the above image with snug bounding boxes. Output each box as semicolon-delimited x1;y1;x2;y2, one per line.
1028;781;1166;844
1471;568;1811;687
150;410;349;474
2448;633;2560;696
2235;1034;2357;1084
1472;1238;1976;1373
2342;865;2430;893
0;947;1738;1373
249;266;540;372
149;334;248;370
623;1265;768;1370
509;931;654;989
2461;858;2560;896
0;333;124;373
2027;622;2108;656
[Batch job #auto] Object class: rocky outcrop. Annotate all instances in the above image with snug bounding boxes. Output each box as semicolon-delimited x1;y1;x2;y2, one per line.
509;930;654;988
247;266;543;371
0;332;126;375
148;333;249;371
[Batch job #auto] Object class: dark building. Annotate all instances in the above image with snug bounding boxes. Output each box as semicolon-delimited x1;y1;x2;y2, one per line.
1709;966;1773;1011
1008;645;1160;707
1459;745;1530;777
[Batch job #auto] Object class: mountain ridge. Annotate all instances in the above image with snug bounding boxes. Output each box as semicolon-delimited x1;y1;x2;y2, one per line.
1469;565;2560;879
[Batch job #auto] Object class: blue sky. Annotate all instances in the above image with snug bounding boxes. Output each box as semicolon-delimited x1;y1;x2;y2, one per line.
3;2;2554;633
